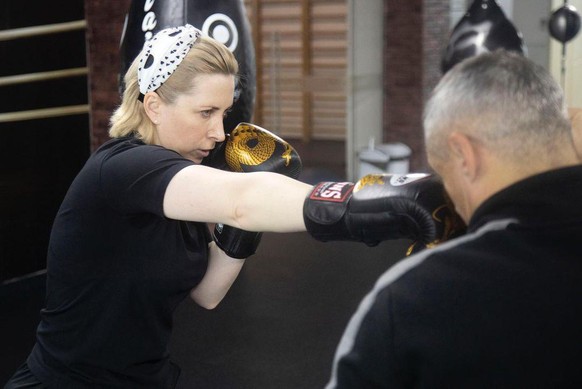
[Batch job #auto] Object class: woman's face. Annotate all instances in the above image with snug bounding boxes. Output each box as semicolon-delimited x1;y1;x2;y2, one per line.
154;73;235;163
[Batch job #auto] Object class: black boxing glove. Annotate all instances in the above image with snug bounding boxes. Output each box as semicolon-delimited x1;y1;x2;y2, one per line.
207;122;302;259
405;187;466;255
303;173;465;249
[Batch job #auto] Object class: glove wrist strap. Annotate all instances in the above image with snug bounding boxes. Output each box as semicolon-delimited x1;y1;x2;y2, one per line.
213;224;263;259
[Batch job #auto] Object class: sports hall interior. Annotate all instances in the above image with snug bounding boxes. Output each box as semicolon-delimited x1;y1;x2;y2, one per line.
1;0;581;387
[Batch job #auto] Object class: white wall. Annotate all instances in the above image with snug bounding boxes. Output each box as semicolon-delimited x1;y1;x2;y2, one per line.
512;0;551;68
497;0;514;18
550;0;582;108
346;0;384;180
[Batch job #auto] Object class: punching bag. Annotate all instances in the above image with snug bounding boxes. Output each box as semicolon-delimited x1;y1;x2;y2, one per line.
119;0;256;133
549;3;581;44
441;0;526;74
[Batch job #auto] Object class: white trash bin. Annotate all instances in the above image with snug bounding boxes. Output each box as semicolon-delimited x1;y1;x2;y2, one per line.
358;148;390;177
358;140;411;178
377;142;411;174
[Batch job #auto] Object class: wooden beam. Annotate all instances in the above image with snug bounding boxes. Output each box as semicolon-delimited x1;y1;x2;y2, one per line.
0;67;88;87
0;20;86;41
0;105;90;123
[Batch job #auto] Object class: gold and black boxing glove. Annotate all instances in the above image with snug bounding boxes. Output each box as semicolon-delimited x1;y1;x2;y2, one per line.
303;173;465;252
205;123;302;259
203;122;302;176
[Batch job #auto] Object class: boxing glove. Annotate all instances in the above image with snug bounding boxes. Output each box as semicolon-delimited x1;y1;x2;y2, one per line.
206;122;302;259
303;173;465;249
405;188;466;255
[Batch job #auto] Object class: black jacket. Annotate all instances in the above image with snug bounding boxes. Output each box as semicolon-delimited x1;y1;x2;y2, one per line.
326;165;582;388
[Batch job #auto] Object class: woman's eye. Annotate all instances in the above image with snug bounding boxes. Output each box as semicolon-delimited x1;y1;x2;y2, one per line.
201;110;212;118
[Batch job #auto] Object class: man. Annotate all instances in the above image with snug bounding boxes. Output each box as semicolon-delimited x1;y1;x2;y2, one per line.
325;50;582;388
569;107;582;159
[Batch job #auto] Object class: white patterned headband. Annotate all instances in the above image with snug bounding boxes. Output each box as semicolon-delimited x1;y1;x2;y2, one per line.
137;24;202;101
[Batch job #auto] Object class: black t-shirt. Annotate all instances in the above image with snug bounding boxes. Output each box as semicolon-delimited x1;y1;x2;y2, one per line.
28;137;210;388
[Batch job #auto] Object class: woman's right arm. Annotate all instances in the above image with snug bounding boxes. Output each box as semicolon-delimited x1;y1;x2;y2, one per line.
163;164;313;232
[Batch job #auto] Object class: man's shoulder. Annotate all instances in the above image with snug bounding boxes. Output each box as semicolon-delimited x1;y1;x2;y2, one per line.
377;219;515;294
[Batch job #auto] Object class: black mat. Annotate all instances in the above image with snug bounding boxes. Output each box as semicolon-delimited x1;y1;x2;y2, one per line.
0;232;411;388
0;271;46;382
170;232;409;388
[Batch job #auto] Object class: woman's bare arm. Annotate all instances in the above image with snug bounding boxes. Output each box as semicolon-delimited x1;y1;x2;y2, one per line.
189;241;246;309
163;165;312;232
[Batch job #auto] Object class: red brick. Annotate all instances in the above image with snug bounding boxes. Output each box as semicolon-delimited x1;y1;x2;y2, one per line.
383;0;449;171
85;0;131;151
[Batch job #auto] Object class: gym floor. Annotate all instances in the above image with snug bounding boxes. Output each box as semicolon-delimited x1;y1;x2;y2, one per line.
0;232;411;388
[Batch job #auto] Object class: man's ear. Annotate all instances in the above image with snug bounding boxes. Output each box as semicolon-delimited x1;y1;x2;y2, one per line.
142;92;161;124
447;131;480;182
569;108;582;161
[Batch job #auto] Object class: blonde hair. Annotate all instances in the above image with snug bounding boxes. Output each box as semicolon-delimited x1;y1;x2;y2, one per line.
109;36;239;144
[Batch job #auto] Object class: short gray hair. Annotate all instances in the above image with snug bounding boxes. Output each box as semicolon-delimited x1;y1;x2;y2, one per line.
424;50;571;163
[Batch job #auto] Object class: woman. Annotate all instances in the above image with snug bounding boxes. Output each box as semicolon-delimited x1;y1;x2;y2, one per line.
5;24;455;388
4;25;312;388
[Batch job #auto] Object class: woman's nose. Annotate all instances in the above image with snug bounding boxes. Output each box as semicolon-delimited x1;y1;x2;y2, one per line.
209;120;226;142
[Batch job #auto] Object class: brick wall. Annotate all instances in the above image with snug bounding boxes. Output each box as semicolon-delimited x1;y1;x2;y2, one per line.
84;0;131;151
423;0;450;109
383;0;449;171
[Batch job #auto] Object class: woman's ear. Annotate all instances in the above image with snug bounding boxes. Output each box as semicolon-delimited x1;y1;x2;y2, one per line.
447;131;480;182
142;92;161;124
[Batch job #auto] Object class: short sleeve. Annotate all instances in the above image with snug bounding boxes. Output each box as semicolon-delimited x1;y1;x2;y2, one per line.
98;142;193;216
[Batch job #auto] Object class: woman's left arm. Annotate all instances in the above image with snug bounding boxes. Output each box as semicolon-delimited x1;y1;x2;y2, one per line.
189;240;246;309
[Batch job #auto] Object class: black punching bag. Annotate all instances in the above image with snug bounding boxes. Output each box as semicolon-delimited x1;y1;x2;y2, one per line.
441;0;526;74
119;0;256;133
549;3;581;44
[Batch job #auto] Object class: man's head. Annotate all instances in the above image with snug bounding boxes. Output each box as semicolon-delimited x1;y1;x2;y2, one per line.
424;50;578;223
